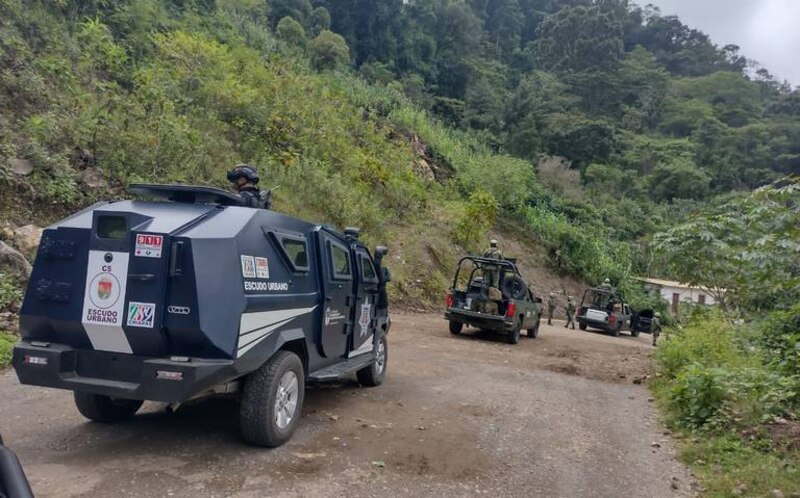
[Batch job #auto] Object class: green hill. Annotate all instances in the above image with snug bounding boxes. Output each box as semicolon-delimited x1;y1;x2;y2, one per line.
0;0;797;313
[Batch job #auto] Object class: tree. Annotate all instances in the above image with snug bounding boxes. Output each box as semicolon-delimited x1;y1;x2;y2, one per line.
648;158;710;202
534;4;624;73
654;181;800;312
276;16;307;48
309;30;350;70
309;6;331;36
268;0;312;27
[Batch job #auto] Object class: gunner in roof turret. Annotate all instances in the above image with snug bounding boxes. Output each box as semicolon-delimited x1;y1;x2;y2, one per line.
227;164;272;209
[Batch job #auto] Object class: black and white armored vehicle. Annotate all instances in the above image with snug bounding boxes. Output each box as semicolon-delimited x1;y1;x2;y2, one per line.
12;184;391;447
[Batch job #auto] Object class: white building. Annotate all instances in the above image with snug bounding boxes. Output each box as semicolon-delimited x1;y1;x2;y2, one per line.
636;277;723;313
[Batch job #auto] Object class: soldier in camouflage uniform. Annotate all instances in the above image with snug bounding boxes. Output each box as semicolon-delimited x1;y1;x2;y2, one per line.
482;240;503;290
599;278;612;291
652;312;662;346
547;293;556;325
565;296;576;329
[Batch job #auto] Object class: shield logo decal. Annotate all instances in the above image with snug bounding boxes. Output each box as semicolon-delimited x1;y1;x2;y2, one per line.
97;277;113;300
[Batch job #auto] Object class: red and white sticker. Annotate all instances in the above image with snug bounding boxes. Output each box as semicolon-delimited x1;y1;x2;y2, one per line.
255;257;270;279
135;234;163;258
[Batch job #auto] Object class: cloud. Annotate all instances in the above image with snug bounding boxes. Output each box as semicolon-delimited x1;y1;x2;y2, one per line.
647;0;800;84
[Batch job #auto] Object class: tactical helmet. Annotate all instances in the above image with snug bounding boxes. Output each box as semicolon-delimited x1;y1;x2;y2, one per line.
655;312;661;318
603;278;610;284
549;292;555;297
226;164;260;184
490;239;498;247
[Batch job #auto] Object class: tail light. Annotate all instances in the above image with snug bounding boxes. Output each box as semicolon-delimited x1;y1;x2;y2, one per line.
506;302;516;317
446;292;454;309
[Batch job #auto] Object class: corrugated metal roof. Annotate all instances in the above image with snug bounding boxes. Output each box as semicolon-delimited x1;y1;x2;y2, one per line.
634;277;724;292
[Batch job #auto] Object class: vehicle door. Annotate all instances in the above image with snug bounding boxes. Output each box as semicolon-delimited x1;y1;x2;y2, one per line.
521;288;537;329
85;212;171;356
622;304;632;330
318;233;354;359
349;247;380;357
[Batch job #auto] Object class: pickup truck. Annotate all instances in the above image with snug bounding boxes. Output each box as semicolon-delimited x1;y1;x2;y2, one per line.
445;256;542;344
576;288;653;337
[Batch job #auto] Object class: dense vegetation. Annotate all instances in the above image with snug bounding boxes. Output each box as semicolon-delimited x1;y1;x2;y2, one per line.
650;183;799;496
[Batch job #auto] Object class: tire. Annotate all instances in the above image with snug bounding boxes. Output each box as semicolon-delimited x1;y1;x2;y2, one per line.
240;351;305;448
357;333;388;387
613;323;621;337
449;321;463;335
507;318;521;344
579;322;587;331
503;276;527;300
527;318;540;339
74;392;143;423
631;328;640;338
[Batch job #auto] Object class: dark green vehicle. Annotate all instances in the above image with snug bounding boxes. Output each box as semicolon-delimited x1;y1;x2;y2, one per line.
445;256;542;344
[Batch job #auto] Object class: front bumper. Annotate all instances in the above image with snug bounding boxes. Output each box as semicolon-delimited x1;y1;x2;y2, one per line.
445;309;511;332
12;341;237;403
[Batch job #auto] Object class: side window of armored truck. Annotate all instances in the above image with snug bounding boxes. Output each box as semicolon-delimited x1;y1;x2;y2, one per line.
266;229;310;273
328;241;352;280
360;253;378;284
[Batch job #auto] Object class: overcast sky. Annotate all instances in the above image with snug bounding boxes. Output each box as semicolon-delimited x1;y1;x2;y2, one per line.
645;0;800;85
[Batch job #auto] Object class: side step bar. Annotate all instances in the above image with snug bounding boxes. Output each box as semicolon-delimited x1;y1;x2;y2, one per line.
308;353;375;382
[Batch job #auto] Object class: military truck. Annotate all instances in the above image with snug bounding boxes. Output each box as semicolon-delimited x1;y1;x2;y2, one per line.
12;184;391;447
445;256;542;344
575;287;651;337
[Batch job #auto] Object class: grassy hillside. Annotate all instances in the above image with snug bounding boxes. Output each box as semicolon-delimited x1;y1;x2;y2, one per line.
0;0;612;317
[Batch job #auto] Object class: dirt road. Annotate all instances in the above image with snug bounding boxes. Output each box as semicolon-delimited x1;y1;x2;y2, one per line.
0;313;690;497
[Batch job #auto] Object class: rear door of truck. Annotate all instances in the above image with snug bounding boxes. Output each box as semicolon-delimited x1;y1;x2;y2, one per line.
82;212;171;356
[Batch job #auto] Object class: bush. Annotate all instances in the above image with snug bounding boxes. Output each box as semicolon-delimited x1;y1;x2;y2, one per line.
758;303;800;376
654;308;748;380
654;311;799;431
275;16;306;48
309;30;349;71
0;332;14;367
0;273;22;313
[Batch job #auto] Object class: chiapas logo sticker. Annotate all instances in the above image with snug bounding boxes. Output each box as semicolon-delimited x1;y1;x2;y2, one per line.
127;302;156;328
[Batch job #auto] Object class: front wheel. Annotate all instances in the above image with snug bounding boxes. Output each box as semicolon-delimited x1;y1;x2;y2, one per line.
240;351;305;447
74;392;143;423
357;333;388;387
449;321;463;335
613;324;621;337
631;328;640;338
579;322;587;331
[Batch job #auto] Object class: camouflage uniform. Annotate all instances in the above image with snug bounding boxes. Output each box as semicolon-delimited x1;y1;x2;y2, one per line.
565;298;576;329
547;294;556;325
482;243;503;290
652;315;662;346
599;278;612;291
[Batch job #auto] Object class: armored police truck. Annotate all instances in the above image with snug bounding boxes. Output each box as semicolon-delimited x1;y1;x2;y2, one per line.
12;184;391;447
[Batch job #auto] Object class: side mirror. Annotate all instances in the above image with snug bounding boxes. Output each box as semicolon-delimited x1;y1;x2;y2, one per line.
375;246;389;258
381;267;392;283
